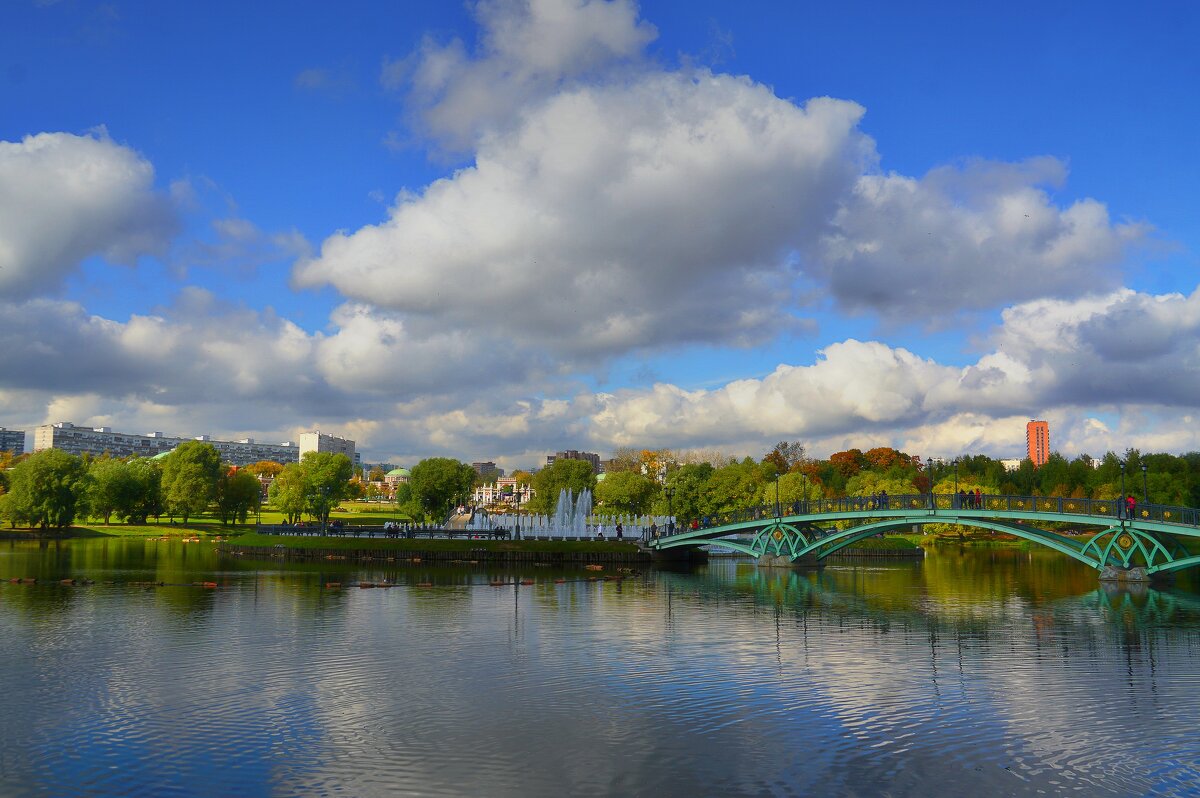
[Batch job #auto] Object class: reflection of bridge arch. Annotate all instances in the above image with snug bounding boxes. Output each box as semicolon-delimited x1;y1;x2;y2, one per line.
648;493;1200;579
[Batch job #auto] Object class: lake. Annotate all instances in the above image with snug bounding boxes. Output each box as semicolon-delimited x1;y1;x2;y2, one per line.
1;538;1199;797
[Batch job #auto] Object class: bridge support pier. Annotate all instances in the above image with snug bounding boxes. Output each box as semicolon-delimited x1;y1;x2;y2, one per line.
652;547;708;564
757;554;820;569
1099;566;1153;583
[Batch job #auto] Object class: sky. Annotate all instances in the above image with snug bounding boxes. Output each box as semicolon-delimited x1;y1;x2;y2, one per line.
2;0;1199;470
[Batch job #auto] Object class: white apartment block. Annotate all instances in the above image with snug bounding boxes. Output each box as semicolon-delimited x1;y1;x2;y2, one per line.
299;431;358;466
0;427;25;455
34;422;299;466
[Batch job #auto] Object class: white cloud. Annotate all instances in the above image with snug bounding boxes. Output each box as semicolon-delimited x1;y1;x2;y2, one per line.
813;158;1146;320
4;285;1200;463
298;72;872;359
391;0;658;148
0;130;178;299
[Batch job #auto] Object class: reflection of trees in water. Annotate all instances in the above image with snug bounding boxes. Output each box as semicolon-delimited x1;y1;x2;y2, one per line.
656;554;1200;670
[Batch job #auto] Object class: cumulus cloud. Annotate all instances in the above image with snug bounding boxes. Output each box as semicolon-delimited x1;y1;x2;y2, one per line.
4;285;1200;464
303;0;1147;373
565;286;1200;458
0;130;178;299
389;0;657;148
814;158;1146;320
298;74;872;358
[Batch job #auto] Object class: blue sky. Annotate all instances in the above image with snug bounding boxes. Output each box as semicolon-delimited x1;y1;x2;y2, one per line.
2;0;1198;468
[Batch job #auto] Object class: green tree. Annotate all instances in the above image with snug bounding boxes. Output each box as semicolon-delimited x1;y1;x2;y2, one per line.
705;458;766;516
409;457;475;520
595;471;658;515
269;463;307;523
160;441;223;523
301;451;355;528
125;458;164;523
215;469;262;524
654;462;714;520
88;458;138;524
763;471;824;509
527;459;596;514
4;448;90;530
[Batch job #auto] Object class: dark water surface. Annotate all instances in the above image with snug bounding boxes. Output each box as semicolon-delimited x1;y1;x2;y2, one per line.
1;538;1199;797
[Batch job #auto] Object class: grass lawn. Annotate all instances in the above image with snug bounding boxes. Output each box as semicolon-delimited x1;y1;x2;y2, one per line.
36;501;415;538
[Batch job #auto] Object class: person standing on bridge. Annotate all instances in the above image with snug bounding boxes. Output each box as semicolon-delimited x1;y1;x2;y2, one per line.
879;489;888;509
975;488;982;509
1127;495;1137;520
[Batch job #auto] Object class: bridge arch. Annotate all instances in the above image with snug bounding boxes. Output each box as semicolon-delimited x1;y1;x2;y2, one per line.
795;517;1104;569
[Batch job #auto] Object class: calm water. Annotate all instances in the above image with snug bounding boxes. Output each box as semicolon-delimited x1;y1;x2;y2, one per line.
1;539;1199;797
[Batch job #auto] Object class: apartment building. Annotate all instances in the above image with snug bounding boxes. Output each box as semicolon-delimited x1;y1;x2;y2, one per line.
545;449;601;472
1026;420;1050;467
299;430;358;467
0;427;25;455
33;422;300;466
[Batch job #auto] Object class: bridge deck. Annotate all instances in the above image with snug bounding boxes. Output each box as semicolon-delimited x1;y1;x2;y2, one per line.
648;493;1200;576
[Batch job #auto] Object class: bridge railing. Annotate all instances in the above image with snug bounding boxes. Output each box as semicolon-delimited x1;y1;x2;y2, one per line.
658;493;1200;538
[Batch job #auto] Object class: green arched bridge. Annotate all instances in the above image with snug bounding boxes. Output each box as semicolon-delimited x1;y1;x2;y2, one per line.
647;493;1200;581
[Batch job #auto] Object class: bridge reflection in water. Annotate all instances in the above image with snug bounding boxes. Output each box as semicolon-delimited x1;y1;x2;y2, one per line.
648;493;1200;580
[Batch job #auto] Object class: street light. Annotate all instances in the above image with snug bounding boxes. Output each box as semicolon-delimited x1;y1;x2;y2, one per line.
801;473;808;514
1141;463;1148;504
774;474;781;519
513;483;522;541
926;457;934;508
665;486;675;535
953;458;959;506
1119;461;1126;519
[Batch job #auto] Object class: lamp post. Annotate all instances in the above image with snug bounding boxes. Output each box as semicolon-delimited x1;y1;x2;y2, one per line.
801;474;808;514
953;458;959;507
1141;463;1149;504
926;457;934;509
1119;461;1126;519
665;486;675;535
774;475;781;519
513;483;522;541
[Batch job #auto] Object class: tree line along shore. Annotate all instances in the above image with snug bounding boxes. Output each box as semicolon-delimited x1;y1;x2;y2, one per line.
3;440;1198;539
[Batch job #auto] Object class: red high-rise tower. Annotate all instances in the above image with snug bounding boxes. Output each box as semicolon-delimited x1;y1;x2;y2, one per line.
1026;420;1050;467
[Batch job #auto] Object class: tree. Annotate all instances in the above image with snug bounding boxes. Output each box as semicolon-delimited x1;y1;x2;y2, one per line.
125;458;164;523
88;458;137;524
215;468;262;524
605;447;642;474
595;471;657;515
763;441;806;475
527;459;595;514
638;449;674;484
160;441;222;523
829;449;868;478
864;447;907;470
761;471;822;509
409;457;475;520
268;463;307;524
301;451;355;528
245;460;285;478
368;466;386;482
653;462;714;521
4;448;89;530
705;458;766;516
